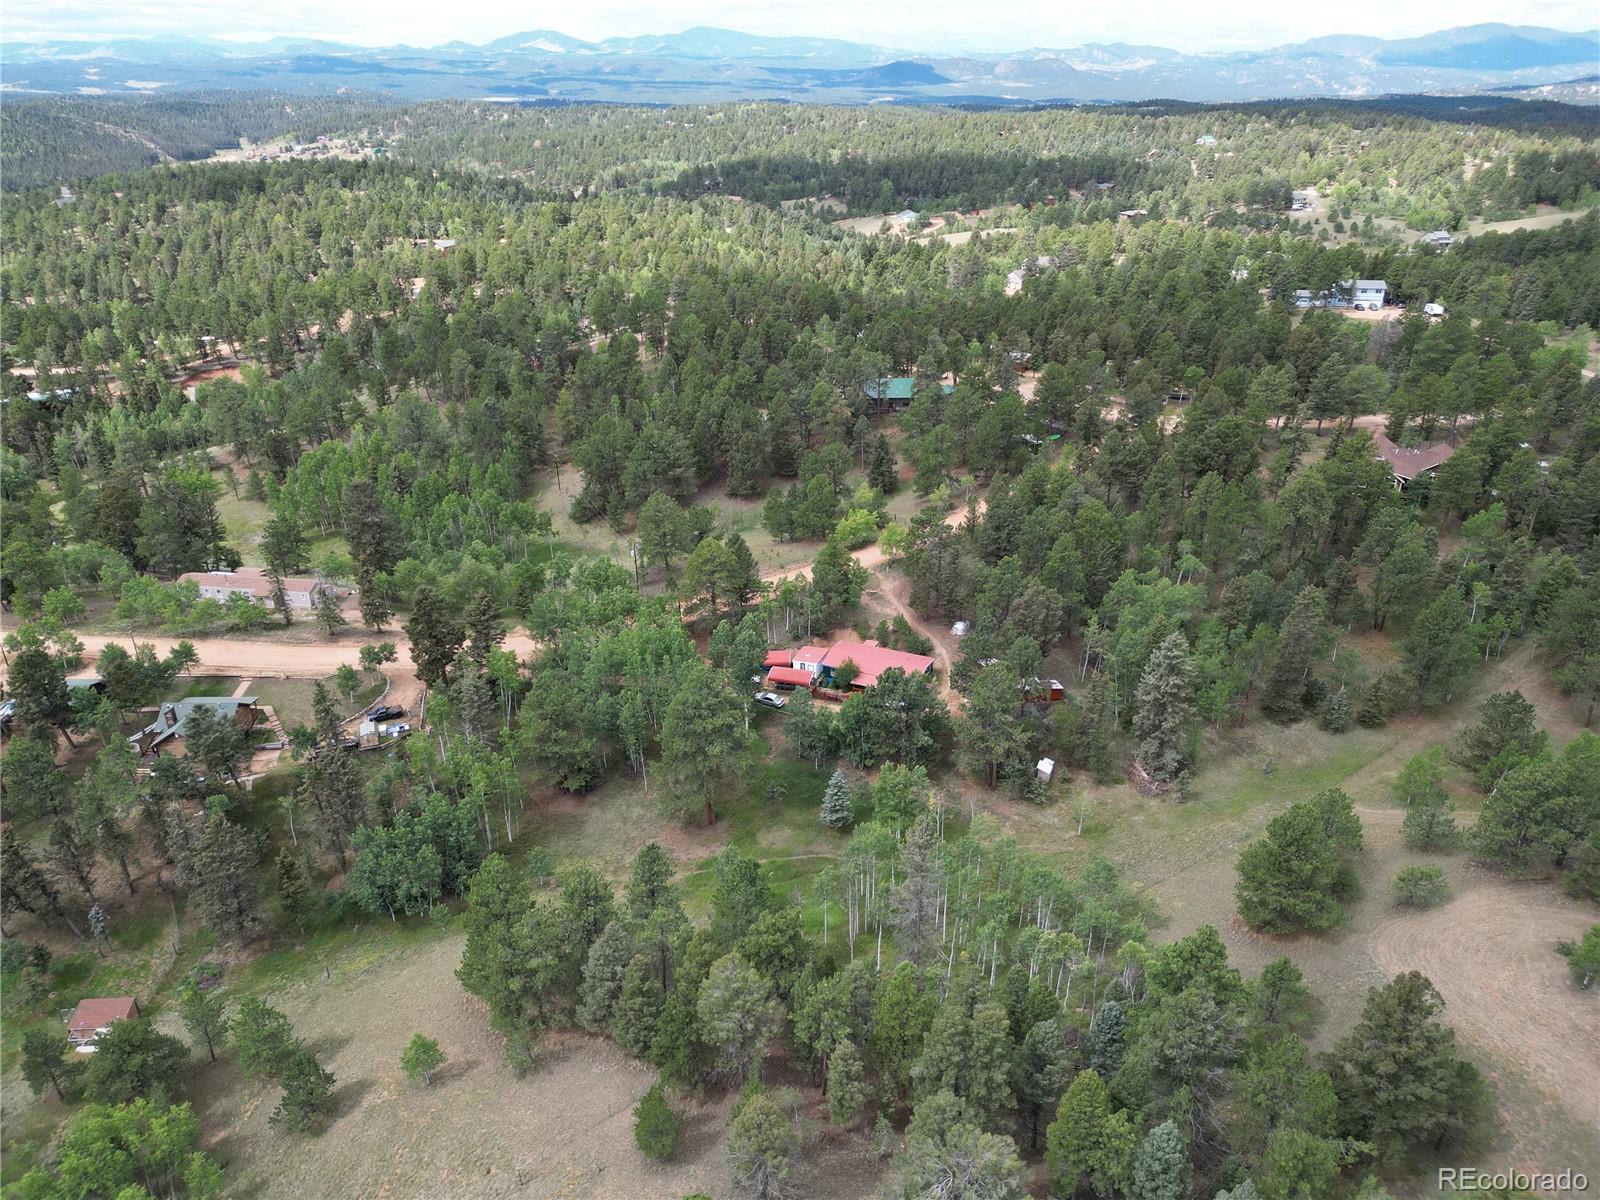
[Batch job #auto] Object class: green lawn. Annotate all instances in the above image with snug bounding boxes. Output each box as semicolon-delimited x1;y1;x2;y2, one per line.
175;675;244;698
249;672;385;731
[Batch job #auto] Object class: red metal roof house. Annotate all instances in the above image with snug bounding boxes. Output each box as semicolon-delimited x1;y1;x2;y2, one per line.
820;640;936;688
764;640;937;693
67;996;140;1051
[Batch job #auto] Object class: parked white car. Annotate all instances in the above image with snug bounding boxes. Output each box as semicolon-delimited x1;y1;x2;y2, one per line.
754;692;787;709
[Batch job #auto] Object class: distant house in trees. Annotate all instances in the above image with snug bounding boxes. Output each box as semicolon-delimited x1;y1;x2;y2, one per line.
1420;229;1454;250
863;377;917;413
1372;433;1456;490
1005;254;1058;296
1335;278;1388;310
129;696;262;757
10;386;75;407
66;672;106;696
178;567;349;611
67;996;140;1052
765;641;935;694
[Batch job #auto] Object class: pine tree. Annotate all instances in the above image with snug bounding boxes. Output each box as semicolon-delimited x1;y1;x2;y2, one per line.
1260;587;1326;722
1396;752;1458;851
313;586;348;638
1134;632;1196;784
1;825;73;934
868;432;899;494
179;980;231;1063
1236;790;1362;932
963;1001;1019;1131
185;814;263;945
626;842;675;921
726;1088;797;1200
1045;1070;1135;1198
892;1121;1024;1199
87;903;110;956
1017;1019;1073;1152
271;1047;336;1132
21;1027;81;1100
265;566;293;626
696;953;781;1086
613;956;666;1057
1454;690;1546;783
1402;592;1476;712
1085;999;1127;1078
634;1080;682;1160
1355;676;1393;728
234;997;298;1078
261;512;308;577
1325;971;1484;1161
826;1037;868;1126
820;768;854;830
404;584;465;688
1318;686;1351;733
1129;1120;1190;1200
276;849;314;933
356;567;394;631
84;1018;188;1102
578;919;636;1033
889;815;944;966
649;988;707;1089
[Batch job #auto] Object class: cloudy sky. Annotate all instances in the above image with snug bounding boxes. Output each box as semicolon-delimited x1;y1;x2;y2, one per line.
2;0;1595;54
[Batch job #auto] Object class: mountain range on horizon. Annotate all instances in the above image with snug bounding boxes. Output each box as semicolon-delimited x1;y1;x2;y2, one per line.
3;21;1598;105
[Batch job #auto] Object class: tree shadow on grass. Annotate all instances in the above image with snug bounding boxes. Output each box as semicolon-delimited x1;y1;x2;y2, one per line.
425;1055;478;1088
302;1031;354;1060
331;1076;374;1122
672;1104;728;1168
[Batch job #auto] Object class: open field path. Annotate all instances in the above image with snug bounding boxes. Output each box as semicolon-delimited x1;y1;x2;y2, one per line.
760;499;983;587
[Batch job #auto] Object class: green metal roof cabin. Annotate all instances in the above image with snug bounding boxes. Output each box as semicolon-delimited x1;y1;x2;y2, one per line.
863;376;916;403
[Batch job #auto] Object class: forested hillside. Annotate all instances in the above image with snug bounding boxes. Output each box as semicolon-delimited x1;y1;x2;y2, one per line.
1;96;1597;1200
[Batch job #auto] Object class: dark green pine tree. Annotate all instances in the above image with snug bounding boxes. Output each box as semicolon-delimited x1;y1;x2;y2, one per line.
184;814;263;945
1324;971;1484;1161
1134;632;1197;784
403;584;465;688
633;1080;682;1160
1259;586;1326;723
868;432;899;494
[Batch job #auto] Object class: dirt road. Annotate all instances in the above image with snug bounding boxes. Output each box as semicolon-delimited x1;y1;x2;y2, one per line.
10;628;540;732
866;570;961;707
52;627;539;681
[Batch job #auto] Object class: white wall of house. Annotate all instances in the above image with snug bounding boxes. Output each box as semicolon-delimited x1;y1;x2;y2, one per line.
196;583;321;608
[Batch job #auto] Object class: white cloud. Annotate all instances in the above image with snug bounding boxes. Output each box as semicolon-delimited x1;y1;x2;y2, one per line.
1;0;1594;54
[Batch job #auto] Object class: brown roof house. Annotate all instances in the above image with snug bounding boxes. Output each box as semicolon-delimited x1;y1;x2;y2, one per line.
178;567;350;611
129;695;261;757
67;996;140;1051
1372;433;1456;489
